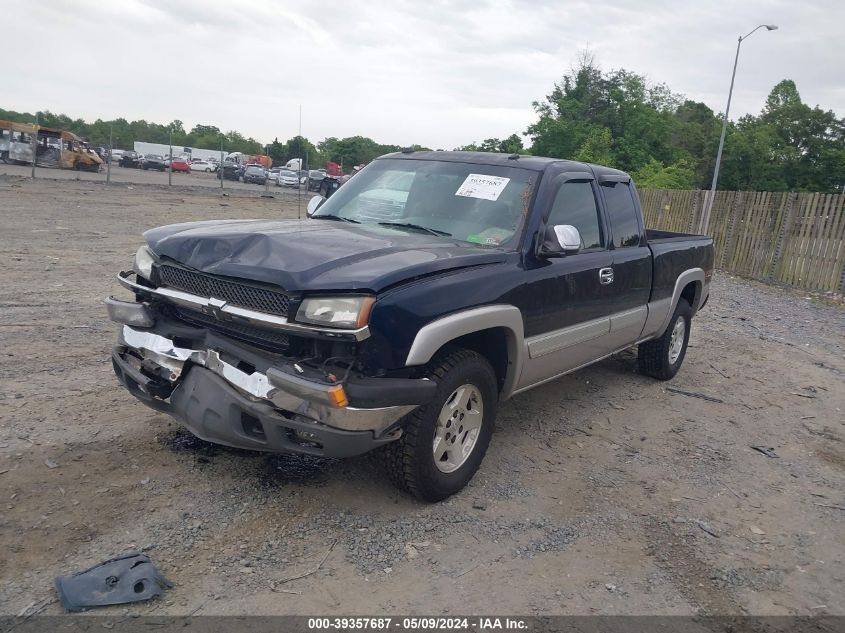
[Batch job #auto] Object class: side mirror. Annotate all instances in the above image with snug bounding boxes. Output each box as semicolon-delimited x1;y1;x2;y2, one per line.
306;195;323;217
539;224;582;257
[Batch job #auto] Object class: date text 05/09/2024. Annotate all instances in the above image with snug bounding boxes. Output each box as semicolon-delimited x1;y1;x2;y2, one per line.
307;617;528;630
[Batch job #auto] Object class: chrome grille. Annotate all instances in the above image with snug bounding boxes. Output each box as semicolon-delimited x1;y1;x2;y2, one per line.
174;308;290;351
159;265;290;317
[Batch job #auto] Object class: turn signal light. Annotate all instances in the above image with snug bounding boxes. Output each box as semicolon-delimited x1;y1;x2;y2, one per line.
327;385;349;408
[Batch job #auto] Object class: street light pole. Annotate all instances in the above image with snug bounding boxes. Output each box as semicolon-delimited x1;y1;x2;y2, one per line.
699;24;778;234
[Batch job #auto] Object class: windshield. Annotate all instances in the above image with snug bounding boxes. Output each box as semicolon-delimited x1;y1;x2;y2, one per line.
146;154;162;160
280;170;296;177
245;166;264;175
311;158;537;247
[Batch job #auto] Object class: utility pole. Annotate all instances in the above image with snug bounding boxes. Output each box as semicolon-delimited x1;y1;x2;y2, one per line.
298;104;303;219
168;128;173;187
220;136;224;191
31;113;37;178
106;122;113;184
264;144;271;195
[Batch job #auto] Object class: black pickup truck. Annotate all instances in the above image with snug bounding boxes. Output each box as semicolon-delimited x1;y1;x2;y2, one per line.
108;151;713;501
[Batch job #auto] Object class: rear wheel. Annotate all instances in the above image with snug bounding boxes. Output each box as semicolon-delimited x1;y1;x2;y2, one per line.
381;348;497;502
638;299;692;380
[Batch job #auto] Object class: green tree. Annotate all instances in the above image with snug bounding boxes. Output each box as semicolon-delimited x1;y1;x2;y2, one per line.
456;134;526;154
633;158;696;189
318;136;400;169
574;127;612;165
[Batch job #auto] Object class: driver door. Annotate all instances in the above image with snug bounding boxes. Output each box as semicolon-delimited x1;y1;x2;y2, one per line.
515;176;616;390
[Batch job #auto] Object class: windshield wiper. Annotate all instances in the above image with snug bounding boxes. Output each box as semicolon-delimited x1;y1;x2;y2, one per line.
378;222;451;237
312;214;360;224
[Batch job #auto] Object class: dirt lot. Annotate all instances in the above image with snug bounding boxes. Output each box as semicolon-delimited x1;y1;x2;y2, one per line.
1;176;844;618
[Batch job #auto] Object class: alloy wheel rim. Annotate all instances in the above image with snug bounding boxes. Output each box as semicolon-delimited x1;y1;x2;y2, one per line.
433;384;484;473
668;317;686;364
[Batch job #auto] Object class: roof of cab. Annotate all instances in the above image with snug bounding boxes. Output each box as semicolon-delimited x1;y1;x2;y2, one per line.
377;150;630;179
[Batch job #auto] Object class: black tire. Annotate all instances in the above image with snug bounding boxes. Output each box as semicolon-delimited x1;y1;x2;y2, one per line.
381;348;498;502
638;298;692;380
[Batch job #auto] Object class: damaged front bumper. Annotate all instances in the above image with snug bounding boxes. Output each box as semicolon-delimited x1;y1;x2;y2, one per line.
109;313;433;458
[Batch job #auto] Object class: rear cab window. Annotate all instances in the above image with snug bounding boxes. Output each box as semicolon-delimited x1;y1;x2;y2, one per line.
601;180;642;248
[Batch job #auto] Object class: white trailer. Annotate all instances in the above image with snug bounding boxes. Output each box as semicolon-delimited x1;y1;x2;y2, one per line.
134;141;228;161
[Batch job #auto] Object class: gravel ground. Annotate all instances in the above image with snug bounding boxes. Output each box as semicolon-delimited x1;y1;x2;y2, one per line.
1;176;843;617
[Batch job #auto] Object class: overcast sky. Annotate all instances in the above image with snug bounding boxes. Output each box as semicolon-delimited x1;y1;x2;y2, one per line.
4;0;843;150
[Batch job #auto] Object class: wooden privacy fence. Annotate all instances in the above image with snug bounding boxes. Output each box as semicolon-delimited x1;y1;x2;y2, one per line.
639;189;845;294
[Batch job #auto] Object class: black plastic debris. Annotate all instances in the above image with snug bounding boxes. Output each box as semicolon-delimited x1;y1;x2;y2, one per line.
750;445;779;458
54;552;172;612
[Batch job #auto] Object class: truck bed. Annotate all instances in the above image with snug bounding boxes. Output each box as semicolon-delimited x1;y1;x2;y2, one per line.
646;228;710;243
646;229;714;307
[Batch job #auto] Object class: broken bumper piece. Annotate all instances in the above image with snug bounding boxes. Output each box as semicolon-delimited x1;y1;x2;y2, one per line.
54;552;171;612
111;325;426;457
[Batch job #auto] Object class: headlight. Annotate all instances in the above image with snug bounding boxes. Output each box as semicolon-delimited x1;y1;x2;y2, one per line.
296;296;375;329
133;245;157;280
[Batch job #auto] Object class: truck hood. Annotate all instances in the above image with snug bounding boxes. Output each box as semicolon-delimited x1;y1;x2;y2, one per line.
144;219;507;293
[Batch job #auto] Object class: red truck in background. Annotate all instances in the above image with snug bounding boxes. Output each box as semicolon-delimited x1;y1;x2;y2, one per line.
325;161;343;177
227;152;272;169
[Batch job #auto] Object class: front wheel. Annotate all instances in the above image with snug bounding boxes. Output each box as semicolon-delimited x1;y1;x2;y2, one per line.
381;348;497;502
638;298;692;380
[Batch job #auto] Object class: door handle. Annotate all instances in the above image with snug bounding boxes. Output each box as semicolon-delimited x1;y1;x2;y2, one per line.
599;267;614;285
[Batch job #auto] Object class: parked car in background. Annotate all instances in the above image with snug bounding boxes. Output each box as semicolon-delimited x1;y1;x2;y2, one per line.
119;151;141;168
190;160;214;172
143;155;166;171
216;160;240;181
243;164;267;184
307;169;325;191
110;149;124;163
170;157;191;173
268;167;281;182
276;169;300;188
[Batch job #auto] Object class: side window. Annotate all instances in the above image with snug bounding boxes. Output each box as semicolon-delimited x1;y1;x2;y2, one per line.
547;181;603;249
601;181;641;248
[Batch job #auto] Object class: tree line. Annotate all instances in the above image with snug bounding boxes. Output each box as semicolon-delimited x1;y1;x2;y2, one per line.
459;57;844;193
3;58;842;190
0;108;406;170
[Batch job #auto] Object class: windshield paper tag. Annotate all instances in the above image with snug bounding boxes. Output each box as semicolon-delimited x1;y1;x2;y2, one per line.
455;174;510;201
